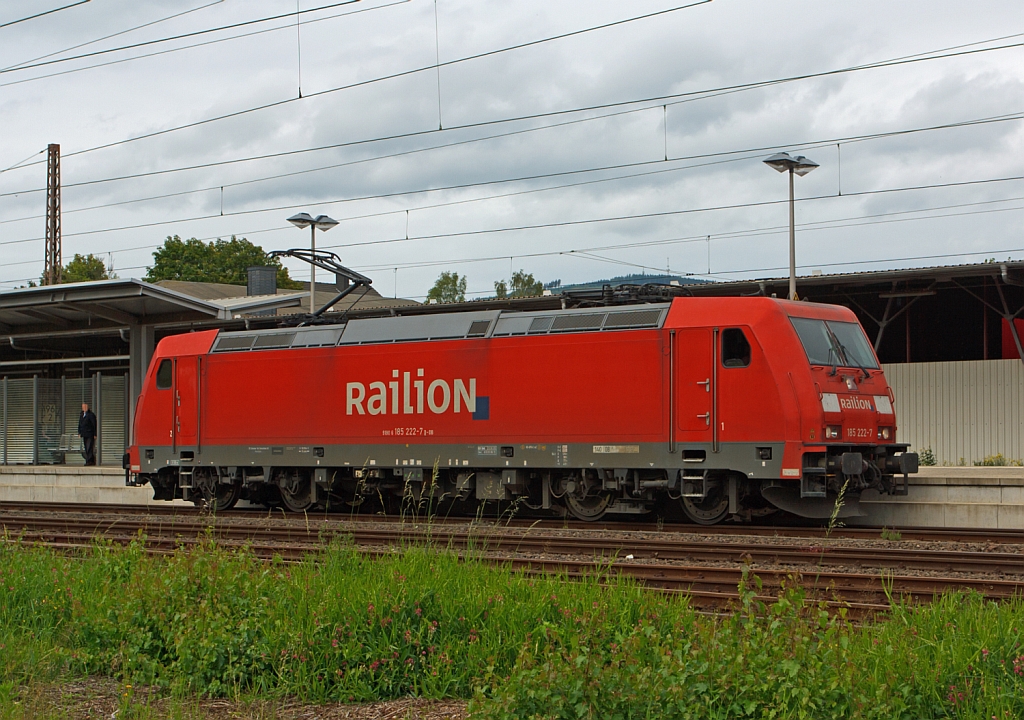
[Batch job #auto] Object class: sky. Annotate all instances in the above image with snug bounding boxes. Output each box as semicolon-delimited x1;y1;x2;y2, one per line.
0;0;1022;300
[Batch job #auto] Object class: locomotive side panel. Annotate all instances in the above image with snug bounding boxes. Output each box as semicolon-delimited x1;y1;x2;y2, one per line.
199;330;667;447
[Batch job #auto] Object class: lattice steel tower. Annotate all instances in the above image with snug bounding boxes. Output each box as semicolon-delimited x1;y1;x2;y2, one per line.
43;143;62;285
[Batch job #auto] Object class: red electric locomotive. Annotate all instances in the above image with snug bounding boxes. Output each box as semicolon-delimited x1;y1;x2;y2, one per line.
124;296;918;524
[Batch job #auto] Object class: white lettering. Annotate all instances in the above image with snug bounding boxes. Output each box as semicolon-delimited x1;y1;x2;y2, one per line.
389;370;399;415
368;381;387;415
415;368;424;414
403;371;413;414
427;379;451;413
346;382;366;415
454;378;476;413
839;396;873;411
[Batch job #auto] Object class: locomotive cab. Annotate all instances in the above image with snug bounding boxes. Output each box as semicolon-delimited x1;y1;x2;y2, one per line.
756;305;918;518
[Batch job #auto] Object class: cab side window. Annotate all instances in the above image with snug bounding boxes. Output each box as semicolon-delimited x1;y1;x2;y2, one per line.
155;359;172;389
722;328;751;368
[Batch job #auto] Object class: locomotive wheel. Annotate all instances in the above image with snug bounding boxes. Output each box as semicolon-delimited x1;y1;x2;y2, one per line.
564;492;612;521
561;472;612;521
192;469;241;512
680;479;730;525
276;468;314;512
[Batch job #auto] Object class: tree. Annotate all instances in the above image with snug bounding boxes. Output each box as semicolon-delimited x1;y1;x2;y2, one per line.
426;271;467;303
61;253;112;283
145;235;302;289
494;269;543;299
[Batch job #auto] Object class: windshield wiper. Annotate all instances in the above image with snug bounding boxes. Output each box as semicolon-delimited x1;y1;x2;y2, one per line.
837;341;871;380
826;345;839;376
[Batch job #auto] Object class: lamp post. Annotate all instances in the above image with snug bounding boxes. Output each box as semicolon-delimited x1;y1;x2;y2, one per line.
763;152;818;301
287;212;339;313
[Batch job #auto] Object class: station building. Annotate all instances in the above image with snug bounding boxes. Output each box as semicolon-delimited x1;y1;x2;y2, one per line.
0;261;1021;467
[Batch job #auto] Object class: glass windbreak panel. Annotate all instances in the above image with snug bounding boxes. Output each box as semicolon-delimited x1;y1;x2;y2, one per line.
790;318;835;366
828;321;879;369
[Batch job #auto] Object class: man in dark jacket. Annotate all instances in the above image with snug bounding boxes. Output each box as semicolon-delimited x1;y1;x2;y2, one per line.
78;403;97;466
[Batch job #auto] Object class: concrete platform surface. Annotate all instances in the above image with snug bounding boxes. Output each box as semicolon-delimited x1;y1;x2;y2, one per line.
0;465;189;506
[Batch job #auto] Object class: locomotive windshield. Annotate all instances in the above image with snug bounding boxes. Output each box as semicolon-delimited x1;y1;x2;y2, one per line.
790;318;879;369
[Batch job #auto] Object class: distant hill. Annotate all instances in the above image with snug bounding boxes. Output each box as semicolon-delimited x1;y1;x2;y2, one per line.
544;273;709;293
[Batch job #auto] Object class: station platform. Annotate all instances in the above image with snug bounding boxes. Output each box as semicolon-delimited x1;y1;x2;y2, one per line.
852;466;1024;529
0;466;189;506
0;466;1022;529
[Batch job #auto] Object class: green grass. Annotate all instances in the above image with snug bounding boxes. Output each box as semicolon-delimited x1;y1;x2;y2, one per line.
1;536;1023;719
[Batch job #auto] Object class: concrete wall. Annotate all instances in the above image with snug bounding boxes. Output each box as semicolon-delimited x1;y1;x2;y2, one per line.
884;359;1024;466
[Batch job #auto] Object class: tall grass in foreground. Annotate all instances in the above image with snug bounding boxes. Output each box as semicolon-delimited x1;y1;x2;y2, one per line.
0;538;1023;719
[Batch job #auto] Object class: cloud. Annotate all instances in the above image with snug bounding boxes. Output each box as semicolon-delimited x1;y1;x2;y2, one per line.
1;0;1023;292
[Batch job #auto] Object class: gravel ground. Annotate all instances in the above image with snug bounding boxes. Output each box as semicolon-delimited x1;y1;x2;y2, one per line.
11;678;468;719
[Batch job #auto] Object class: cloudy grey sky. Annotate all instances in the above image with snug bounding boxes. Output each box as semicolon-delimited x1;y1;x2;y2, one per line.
0;0;1022;299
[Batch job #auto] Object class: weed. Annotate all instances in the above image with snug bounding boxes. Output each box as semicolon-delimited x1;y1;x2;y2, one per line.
918;447;936;466
975;453;1024;467
880;527;902;542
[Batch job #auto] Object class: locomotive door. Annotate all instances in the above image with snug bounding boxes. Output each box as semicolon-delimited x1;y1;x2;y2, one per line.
674;328;714;443
174;356;199;449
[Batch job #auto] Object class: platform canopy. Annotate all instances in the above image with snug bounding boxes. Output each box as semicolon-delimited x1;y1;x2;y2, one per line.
0;278;238;336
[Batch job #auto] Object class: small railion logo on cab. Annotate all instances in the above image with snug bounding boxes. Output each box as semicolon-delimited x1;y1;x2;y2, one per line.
839;396;873;411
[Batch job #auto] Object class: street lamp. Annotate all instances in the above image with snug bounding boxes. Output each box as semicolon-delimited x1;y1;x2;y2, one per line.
763;152;819;301
287;212;339;313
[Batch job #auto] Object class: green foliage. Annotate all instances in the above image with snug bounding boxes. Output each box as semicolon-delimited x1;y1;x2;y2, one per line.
426;271;467;304
5;541;1024;719
145;236;301;289
918;447;936;466
61;253;112;283
0;539;647;702
974;453;1024;467
494;269;543;299
474;576;1024;720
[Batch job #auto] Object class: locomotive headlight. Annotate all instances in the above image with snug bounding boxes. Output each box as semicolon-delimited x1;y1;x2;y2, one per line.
877;426;892;441
825;425;842;439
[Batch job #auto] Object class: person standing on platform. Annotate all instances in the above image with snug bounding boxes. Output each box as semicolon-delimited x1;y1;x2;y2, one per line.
78;403;97;466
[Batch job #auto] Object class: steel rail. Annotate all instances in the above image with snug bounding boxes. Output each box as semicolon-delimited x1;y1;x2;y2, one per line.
5;501;1024;544
4;509;1024;615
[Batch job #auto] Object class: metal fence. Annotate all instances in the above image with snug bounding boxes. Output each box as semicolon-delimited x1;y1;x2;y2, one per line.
0;374;127;466
884;359;1024;465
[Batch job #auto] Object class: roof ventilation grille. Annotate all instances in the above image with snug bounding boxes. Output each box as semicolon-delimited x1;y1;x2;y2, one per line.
467;320;491;337
551;313;604;332
527;317;554;333
603;309;663;329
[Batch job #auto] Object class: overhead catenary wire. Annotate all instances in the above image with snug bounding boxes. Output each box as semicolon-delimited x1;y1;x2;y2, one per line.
2;0;713;171
2;104;1022;218
0;0;409;90
3;11;1023;192
2;0;224;72
11;238;1015;293
0;0;364;74
3;170;1024;258
0;0;90;31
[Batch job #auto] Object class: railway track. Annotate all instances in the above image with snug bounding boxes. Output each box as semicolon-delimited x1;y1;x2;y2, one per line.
6;500;1024;544
3;504;1023;615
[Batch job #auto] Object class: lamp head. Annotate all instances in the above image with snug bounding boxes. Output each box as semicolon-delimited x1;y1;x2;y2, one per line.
287;212;314;229
763;152;819;176
313;214;339;231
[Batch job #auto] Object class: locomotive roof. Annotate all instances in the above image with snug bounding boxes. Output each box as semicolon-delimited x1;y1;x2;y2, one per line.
210;303;671;353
